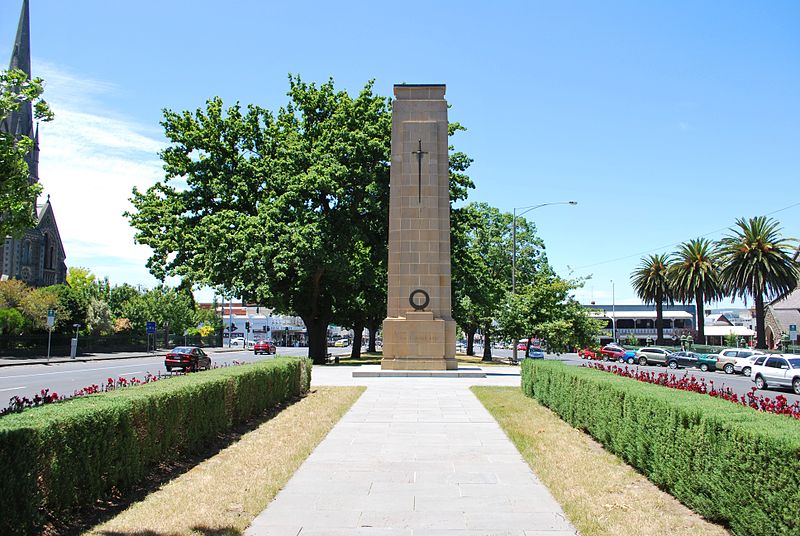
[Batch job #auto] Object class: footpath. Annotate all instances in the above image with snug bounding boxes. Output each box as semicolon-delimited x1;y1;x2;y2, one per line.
0;346;242;368
246;365;577;536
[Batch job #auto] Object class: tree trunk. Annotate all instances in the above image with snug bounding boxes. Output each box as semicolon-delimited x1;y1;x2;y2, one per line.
163;322;170;348
466;325;477;356
695;289;705;340
351;322;364;359
655;293;664;345
367;325;377;353
755;292;766;349
303;315;330;365
482;328;492;361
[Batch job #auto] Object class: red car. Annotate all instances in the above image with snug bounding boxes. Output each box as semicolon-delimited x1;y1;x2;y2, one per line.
254;340;276;355
516;342;527;351
578;347;601;360
599;345;626;361
165;346;211;372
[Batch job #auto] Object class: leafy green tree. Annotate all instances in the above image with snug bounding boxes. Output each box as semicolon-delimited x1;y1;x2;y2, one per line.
498;272;603;352
0;279;29;308
717;216;798;349
121;285;195;346
18;286;58;331
108;283;143;317
46;284;88;333
87;297;114;335
451;203;545;360
0;69;54;238
669;238;723;341
0;308;25;335
631;254;673;345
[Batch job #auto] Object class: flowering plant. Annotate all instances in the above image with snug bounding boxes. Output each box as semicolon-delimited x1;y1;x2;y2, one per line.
583;362;800;420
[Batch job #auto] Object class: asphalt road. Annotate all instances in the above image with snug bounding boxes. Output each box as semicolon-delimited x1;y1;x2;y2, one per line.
0;347;349;405
3;346;797;410
491;349;800;405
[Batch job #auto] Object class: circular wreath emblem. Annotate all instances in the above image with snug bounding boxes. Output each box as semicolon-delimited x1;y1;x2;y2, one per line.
409;289;430;311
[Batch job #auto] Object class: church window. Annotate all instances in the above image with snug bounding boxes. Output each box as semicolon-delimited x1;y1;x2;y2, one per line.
22;240;31;263
49;246;54;269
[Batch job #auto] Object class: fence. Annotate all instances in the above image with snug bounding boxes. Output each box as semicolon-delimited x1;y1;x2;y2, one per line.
0;330;221;358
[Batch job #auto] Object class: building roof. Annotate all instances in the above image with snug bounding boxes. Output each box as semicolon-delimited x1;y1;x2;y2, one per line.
773;309;800;333
771;287;800;310
704;313;733;326
703;325;755;337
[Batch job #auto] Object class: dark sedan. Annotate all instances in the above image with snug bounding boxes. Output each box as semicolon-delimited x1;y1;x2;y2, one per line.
165;346;211;372
667;351;699;369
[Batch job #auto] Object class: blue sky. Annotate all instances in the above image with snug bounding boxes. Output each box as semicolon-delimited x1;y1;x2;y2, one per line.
2;0;798;307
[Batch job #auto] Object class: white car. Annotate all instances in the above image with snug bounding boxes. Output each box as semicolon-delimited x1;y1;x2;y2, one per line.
733;353;768;376
751;355;800;395
229;337;253;348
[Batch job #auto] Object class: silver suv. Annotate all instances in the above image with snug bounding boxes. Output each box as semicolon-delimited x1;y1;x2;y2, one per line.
634;347;672;366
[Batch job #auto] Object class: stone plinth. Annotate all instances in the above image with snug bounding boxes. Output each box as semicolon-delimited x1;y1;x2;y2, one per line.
382;84;456;371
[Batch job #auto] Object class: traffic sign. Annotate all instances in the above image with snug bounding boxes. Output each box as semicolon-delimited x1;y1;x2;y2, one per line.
146;321;156;334
791;324;797;342
47;309;56;328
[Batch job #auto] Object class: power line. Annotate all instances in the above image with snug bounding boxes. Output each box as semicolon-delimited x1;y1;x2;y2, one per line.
572;200;800;272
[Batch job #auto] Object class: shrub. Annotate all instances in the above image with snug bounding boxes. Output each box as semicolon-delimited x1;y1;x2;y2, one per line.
0;357;311;535
522;360;800;536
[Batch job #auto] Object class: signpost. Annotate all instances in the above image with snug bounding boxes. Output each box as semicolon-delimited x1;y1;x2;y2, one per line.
46;309;55;362
146;321;156;353
791;324;797;353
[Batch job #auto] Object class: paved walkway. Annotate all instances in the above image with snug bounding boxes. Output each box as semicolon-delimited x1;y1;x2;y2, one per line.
246;365;577;536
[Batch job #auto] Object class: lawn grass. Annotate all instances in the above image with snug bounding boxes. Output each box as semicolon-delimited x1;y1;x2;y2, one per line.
85;386;365;536
472;386;730;536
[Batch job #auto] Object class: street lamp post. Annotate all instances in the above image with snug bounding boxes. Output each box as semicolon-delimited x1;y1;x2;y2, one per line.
511;200;577;361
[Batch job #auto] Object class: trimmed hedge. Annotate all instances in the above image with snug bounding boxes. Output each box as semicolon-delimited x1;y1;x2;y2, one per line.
522;360;800;536
0;357;311;535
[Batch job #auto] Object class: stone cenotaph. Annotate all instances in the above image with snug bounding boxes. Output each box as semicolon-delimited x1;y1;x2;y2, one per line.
381;84;457;371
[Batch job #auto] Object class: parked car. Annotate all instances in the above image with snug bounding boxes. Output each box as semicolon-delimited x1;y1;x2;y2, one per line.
526;346;545;359
578;348;600;360
694;353;718;372
621;350;637;364
667;351;699;369
733;353;767;376
334;338;350;347
253;340;276;355
516;342;527;352
165;346;211;372
229;337;247;347
751;355;800;395
634;347;672;366
600;344;626;362
716;348;759;374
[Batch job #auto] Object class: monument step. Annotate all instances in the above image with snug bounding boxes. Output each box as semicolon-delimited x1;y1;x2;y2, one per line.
352;368;486;378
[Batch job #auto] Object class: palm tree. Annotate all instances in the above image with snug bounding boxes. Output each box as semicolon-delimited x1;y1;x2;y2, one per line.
670;238;723;341
631;253;673;344
717;216;798;349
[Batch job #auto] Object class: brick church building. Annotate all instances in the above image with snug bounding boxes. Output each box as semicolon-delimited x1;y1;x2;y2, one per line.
1;0;66;287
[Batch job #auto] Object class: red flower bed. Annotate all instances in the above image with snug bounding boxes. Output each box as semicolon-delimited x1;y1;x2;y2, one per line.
583;362;800;420
1;360;247;417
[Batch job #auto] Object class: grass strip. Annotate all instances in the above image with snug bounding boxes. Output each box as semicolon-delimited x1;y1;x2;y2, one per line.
472;386;729;536
85;386;365;536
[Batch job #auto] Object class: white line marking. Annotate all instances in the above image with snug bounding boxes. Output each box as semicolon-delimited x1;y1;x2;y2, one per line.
0;386;27;392
0;363;160;381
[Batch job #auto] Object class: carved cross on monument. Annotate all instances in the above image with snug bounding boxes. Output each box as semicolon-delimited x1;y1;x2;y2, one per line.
411;138;427;203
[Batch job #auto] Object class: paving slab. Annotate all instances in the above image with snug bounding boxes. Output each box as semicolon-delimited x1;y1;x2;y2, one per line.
245;364;578;536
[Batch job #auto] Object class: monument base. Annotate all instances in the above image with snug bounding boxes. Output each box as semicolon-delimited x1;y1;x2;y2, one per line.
382;311;457;371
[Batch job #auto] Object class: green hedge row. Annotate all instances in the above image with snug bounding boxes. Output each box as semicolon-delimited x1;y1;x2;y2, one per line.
522;360;800;536
0;357;311;535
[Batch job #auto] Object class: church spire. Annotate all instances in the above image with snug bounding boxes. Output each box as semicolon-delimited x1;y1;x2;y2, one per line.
2;0;34;140
9;0;31;76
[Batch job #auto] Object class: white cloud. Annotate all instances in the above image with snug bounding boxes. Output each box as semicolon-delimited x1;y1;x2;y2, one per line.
33;61;166;288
